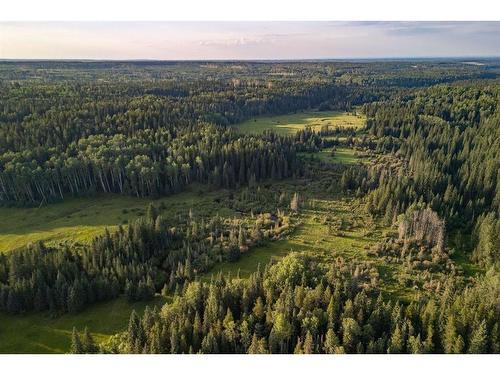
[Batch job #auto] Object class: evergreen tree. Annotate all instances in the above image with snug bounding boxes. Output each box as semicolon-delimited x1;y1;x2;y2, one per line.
468;320;488;354
82;327;98;354
70;327;83;354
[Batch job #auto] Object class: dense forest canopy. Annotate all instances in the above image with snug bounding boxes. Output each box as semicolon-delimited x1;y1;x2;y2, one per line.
0;60;498;354
360;83;500;228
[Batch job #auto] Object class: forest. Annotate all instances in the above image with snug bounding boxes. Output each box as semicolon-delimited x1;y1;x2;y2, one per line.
0;59;498;353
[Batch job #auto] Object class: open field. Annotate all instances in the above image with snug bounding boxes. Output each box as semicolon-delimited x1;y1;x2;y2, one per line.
234;110;365;135
0;296;167;353
0;185;233;253
202;189;417;300
204;197;380;279
299;147;366;165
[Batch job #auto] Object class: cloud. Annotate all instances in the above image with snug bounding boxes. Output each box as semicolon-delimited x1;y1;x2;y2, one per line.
197;32;300;48
1;21;499;59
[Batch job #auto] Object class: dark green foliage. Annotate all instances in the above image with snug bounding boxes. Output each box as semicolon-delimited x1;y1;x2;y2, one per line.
227;246;241;263
472;213;500;268
98;253;499;354
359;83;500;233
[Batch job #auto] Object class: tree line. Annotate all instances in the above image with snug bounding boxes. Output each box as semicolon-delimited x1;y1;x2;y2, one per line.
0;126;304;203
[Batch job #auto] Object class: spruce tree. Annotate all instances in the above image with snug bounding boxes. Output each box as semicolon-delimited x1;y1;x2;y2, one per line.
70;327;83;354
82;327;98;353
468;320;488;354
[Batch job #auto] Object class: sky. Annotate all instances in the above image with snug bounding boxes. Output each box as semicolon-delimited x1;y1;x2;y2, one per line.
1;22;499;60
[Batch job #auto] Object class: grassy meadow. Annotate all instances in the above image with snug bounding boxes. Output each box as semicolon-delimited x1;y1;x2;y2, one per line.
204;197;380;280
234;110;365;135
0;296;167;353
299;147;367;165
0;185;233;253
202;186;416;302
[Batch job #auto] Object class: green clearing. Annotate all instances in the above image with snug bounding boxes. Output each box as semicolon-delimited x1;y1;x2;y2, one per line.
330;148;363;164
204;197;379;280
299;147;365;165
234;110;365;135
0;296;167;353
202;191;423;303
0;185;233;253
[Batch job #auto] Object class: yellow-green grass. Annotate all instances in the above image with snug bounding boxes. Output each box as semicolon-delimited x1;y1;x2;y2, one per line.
330;148;364;164
0;296;167;353
204;197;383;280
0;185;232;253
300;147;365;165
202;191;419;302
234;110;365;135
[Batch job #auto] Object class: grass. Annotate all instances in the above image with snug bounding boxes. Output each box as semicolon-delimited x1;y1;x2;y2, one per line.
202;240;295;281
201;177;424;303
0;185;233;253
330;148;363;164
299;147;364;165
0;296;167;353
234;110;365;135
204;194;385;282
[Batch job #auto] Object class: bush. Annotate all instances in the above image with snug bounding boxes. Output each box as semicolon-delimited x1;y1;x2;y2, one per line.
227;245;241;262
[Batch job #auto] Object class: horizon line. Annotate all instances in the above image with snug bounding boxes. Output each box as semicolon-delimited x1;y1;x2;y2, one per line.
2;56;500;62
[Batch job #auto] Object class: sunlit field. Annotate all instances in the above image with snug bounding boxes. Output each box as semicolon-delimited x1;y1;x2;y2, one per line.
234;110;365;135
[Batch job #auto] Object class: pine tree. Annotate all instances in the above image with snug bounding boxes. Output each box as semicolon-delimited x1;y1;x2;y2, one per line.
269;313;292;353
387;325;405;354
327;296;336;329
223;308;238;352
294;337;304;354
253;297;265;320
468;320;488;354
146;203;158;222
408;335;423;354
200;329;219;354
247;334;268;354
290;192;299;212
70;327;83;354
127;310;142;352
324;328;339;354
82;327;98;353
303;331;314;354
443;316;459;354
238;226;246;248
341;318;360;353
67;282;85;313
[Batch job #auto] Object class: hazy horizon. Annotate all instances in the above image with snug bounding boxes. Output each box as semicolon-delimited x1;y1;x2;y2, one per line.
1;22;500;60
